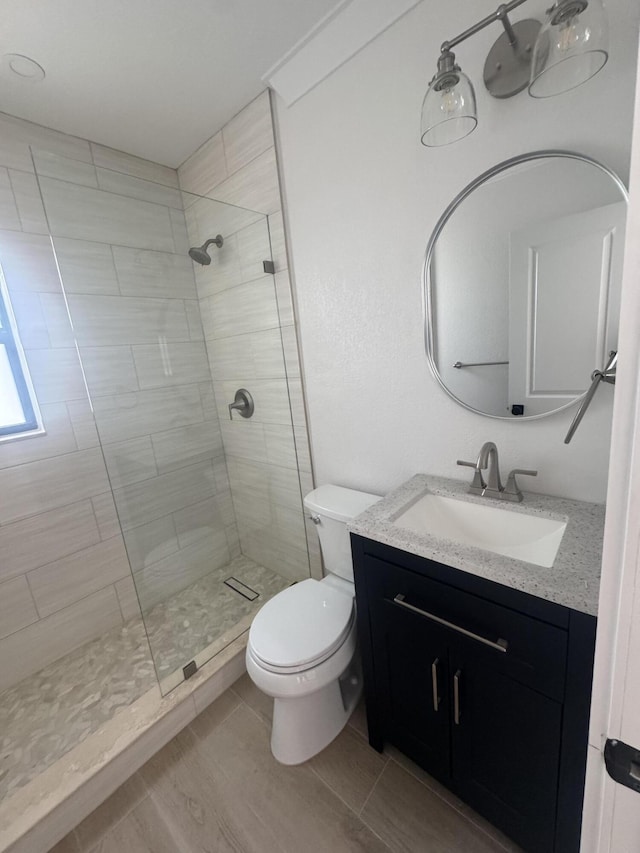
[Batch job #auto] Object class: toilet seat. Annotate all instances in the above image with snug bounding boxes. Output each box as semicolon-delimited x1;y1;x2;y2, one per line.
248;578;354;674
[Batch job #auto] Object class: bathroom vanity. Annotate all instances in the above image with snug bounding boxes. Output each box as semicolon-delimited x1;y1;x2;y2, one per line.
350;475;604;853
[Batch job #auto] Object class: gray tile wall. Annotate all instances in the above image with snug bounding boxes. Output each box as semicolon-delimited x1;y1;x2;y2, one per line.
0;114;231;692
33;151;240;627
178;91;319;582
0;116;137;692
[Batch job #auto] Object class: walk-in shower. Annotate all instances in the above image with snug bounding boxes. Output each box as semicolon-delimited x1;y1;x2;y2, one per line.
0;138;312;811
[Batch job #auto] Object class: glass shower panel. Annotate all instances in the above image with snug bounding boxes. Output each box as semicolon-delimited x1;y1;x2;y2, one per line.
32;147;311;694
0;192;157;801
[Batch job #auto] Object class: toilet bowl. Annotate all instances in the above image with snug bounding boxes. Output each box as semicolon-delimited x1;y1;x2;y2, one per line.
245;484;380;765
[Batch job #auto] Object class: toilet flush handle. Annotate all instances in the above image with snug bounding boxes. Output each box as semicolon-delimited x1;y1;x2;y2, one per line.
309;515;321;525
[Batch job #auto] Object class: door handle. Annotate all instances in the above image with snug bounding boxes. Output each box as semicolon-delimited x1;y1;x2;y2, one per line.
431;657;441;712
605;739;640;794
454;669;461;725
393;594;508;653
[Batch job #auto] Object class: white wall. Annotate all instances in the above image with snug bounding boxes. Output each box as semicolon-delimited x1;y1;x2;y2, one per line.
273;0;640;503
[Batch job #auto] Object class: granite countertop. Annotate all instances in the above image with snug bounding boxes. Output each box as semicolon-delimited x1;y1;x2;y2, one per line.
348;474;605;616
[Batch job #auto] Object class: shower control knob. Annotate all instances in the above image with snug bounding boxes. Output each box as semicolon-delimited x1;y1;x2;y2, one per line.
228;389;254;419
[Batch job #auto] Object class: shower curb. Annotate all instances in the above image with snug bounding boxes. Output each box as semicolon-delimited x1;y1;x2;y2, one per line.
0;633;248;853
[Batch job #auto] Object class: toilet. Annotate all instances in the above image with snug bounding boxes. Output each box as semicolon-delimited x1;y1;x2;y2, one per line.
245;484;380;765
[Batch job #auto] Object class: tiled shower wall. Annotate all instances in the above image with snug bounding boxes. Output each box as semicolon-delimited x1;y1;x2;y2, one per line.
35;152;238;619
0;114;230;692
0;116;134;693
178;91;320;581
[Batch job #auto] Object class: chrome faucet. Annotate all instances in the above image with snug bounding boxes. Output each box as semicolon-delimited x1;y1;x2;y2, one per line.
457;442;537;502
477;441;502;497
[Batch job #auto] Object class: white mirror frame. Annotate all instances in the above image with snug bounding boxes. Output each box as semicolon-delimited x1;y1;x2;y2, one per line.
422;149;629;421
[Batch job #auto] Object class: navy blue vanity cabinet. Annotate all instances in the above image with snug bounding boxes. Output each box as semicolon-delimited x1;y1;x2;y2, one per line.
351;535;597;853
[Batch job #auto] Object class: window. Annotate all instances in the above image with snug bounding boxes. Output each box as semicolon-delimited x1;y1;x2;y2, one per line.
0;277;41;439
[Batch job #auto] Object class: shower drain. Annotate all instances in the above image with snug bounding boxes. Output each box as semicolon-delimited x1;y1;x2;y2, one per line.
224;577;259;601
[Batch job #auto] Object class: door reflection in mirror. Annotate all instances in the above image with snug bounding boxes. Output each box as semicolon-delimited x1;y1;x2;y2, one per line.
424;152;628;420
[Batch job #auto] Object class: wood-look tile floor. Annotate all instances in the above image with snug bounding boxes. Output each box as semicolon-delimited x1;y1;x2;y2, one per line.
52;675;522;853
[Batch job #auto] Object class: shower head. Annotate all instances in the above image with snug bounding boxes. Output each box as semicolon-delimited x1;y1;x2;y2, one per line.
188;235;224;265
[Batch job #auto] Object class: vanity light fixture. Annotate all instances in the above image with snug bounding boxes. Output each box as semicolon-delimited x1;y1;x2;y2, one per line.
420;0;609;147
529;0;608;97
420;49;477;147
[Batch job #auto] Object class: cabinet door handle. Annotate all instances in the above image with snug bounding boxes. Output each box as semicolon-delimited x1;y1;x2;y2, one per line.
431;657;441;712
393;594;508;654
454;669;461;725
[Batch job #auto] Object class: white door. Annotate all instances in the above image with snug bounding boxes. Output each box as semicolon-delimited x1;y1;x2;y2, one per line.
581;56;640;852
508;202;625;416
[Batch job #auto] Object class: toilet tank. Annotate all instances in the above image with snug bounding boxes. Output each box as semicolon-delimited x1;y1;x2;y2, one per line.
304;485;381;582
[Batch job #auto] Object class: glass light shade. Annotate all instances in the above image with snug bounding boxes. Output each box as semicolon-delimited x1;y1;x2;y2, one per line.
528;0;609;98
420;68;477;147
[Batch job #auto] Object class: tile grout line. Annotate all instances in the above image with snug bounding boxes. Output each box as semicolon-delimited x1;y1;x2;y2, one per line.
345;718;369;743
356;754;390;819
200;142;273;200
307;747;390;825
0;441;104;480
356;816;396;853
233;693;273;730
305;763;395;853
455;809;522;853
108;243;123;297
384;754;517;852
84;786;151;853
5;168;26;234
219;122;230;182
306;762;361;816
188;692;244;738
22;571;43;620
0;580;128;649
25;229;184;255
354;765;399;853
33;168;182;211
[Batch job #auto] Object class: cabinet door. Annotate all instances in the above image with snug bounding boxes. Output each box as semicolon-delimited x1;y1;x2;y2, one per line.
370;595;452;783
451;648;563;853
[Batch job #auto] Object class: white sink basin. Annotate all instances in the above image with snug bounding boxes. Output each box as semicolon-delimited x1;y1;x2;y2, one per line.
393;494;567;568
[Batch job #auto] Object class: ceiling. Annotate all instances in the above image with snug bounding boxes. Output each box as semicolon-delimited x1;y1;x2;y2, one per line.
0;0;341;167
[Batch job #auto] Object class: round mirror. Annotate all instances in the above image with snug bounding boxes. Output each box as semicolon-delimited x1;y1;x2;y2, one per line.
423;151;628;419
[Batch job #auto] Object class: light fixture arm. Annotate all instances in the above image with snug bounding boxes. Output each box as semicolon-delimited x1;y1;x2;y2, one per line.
441;0;530;53
498;7;519;46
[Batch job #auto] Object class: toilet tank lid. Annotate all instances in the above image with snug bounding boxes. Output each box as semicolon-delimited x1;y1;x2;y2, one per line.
304;484;381;522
